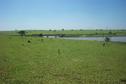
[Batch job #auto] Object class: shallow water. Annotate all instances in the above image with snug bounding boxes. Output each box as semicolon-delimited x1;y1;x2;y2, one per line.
61;36;126;42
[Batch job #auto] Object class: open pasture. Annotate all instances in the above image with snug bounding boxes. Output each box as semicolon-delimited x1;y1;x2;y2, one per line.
0;34;126;84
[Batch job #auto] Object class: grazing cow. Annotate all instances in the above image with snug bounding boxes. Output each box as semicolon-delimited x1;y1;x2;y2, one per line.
27;40;31;43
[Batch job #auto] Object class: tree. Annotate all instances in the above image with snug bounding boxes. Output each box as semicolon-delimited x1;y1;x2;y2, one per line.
49;29;52;31
61;28;64;31
18;31;26;36
108;31;112;35
39;33;43;37
80;29;83;31
53;30;56;32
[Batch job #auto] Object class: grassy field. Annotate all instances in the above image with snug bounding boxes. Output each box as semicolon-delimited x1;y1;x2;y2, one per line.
0;33;126;84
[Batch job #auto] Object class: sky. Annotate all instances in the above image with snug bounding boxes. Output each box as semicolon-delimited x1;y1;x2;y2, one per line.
0;0;126;31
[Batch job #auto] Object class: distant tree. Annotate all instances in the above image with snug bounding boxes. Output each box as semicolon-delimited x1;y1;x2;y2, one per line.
39;33;43;37
80;29;83;31
108;31;112;35
53;30;56;32
49;29;52;31
61;29;64;31
18;30;26;36
113;33;116;35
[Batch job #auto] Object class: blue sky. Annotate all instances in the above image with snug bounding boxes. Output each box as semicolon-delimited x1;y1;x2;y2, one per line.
0;0;126;30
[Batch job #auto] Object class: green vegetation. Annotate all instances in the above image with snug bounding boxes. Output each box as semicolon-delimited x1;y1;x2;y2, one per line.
26;29;126;37
0;30;126;84
2;29;126;37
18;31;26;36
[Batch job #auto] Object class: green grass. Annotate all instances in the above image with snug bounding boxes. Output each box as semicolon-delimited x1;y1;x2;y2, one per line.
0;35;126;84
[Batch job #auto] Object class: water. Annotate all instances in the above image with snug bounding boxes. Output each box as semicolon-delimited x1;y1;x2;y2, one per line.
61;36;126;42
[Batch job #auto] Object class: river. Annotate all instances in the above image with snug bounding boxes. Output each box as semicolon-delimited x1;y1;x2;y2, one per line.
61;36;126;42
